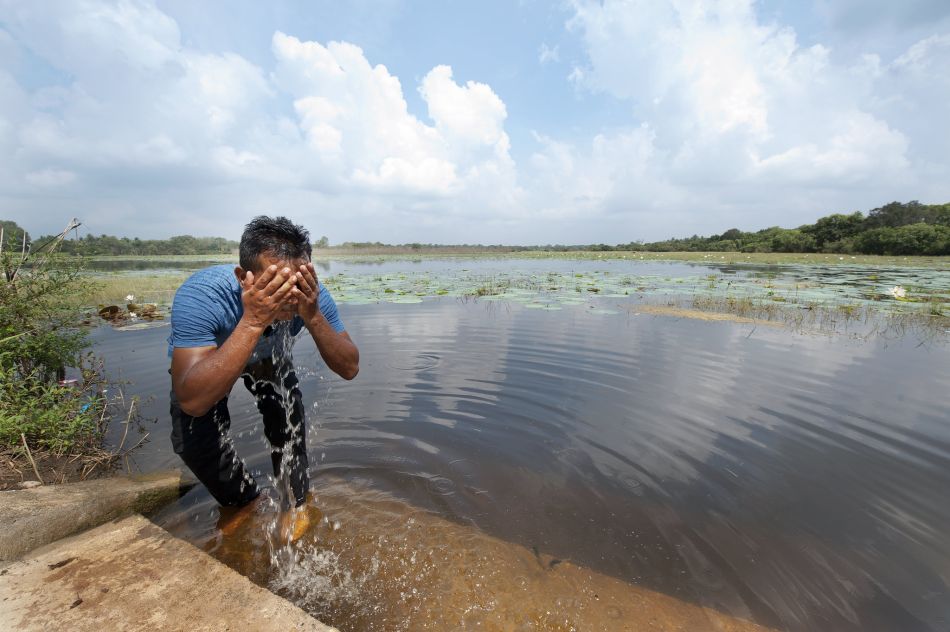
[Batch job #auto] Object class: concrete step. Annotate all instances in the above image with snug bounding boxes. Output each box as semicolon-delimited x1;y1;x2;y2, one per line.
0;472;185;561
0;514;336;632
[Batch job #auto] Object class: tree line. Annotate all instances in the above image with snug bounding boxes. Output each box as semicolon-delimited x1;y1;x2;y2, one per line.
322;201;949;256
3;200;949;257
0;225;239;256
627;201;950;256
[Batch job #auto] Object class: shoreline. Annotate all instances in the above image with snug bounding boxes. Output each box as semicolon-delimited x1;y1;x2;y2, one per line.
80;250;950;268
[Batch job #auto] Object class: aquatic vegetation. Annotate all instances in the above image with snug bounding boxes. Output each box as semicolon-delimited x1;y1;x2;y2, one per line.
74;254;950;340
684;292;948;340
89;250;950;267
78;272;188;306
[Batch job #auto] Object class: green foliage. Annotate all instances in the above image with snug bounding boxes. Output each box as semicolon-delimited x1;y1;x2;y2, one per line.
802;212;865;250
706;240;738;251
0;360;104;451
934;204;950;227
633;201;948;256
0;220;31;253
820;238;858;255
0;255;88;380
863;201;938;229
0;230;105;451
768;228;817;253
852;224;950;256
37;233;238;256
720;228;744;241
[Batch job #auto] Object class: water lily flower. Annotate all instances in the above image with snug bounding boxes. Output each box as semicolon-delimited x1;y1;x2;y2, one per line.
126;294;135;302
129;312;138;319
887;286;907;299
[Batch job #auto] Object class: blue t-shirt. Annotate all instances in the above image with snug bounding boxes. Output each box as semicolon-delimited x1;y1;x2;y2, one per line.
167;264;344;360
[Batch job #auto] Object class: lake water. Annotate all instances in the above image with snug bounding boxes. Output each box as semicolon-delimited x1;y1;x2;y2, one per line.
90;258;950;631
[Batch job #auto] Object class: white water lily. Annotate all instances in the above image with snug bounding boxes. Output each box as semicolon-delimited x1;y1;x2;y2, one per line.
887;286;907;299
129;312;137;319
126;294;135;302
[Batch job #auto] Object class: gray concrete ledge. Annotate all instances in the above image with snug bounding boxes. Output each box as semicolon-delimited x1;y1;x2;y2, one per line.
0;514;336;631
0;472;183;561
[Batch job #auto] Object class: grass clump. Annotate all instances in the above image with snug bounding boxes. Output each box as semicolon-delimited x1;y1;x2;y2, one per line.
685;292;948;341
80;273;187;307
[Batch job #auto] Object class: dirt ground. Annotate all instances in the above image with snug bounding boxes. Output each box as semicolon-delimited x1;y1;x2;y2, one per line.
0;449;122;490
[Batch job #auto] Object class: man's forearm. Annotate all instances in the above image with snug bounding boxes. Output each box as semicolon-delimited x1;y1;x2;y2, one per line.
306;315;359;380
175;318;264;415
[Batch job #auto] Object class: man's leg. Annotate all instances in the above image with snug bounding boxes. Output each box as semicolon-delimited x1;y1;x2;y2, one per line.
242;358;310;507
169;389;260;507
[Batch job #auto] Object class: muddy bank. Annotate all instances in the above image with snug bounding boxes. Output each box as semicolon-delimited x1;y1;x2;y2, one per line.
0;448;122;491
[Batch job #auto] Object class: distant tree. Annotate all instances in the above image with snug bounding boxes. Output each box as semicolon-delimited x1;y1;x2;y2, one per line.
707;239;738;251
802;212;865;251
0;220;31;254
854;224;950;256
864;201;932;229
720;228;744;241
934;204;950;227
314;236;329;249
772;229;816;253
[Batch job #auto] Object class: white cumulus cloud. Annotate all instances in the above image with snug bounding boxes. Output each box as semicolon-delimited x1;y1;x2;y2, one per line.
0;3;521;239
0;0;947;243
529;0;949;235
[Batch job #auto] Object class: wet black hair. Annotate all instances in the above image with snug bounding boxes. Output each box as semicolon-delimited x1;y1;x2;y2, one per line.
239;216;312;272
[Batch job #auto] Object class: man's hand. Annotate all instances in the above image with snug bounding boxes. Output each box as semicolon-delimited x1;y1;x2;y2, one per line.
240;264;299;329
295;261;359;380
292;262;321;324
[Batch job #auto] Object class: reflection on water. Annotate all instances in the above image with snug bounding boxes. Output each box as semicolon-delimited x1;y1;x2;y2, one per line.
96;297;950;631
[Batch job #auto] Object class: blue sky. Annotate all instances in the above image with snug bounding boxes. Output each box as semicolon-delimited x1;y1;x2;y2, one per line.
1;0;949;244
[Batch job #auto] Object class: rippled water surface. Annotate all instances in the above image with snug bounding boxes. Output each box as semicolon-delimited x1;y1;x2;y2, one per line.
92;260;950;631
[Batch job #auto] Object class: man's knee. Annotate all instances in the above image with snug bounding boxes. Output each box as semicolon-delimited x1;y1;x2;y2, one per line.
169;393;258;507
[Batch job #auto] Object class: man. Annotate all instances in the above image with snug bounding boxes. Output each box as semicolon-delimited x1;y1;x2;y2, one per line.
168;216;358;534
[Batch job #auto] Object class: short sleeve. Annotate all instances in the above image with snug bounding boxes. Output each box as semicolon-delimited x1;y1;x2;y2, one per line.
318;284;345;333
170;282;220;348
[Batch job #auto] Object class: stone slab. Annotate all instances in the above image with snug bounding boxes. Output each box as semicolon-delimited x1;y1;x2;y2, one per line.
0;472;184;561
0;514;336;631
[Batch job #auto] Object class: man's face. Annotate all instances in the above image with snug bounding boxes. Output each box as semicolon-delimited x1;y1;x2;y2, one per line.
237;252;311;321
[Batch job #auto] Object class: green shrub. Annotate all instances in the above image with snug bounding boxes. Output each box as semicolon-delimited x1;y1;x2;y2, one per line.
821;238;857;254
0;359;105;451
0;224;107;452
803;212;864;249
769;229;817;253
853;224;950;256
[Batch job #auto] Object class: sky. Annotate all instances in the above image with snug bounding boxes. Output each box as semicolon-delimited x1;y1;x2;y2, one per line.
1;0;949;244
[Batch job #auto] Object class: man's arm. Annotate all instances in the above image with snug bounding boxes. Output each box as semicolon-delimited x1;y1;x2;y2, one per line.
172;265;299;416
171;322;262;417
293;263;360;380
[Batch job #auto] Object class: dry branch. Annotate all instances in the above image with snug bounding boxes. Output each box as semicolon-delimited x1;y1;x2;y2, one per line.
20;433;44;484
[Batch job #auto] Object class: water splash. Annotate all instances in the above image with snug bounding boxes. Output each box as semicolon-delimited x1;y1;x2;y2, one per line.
269;542;365;622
